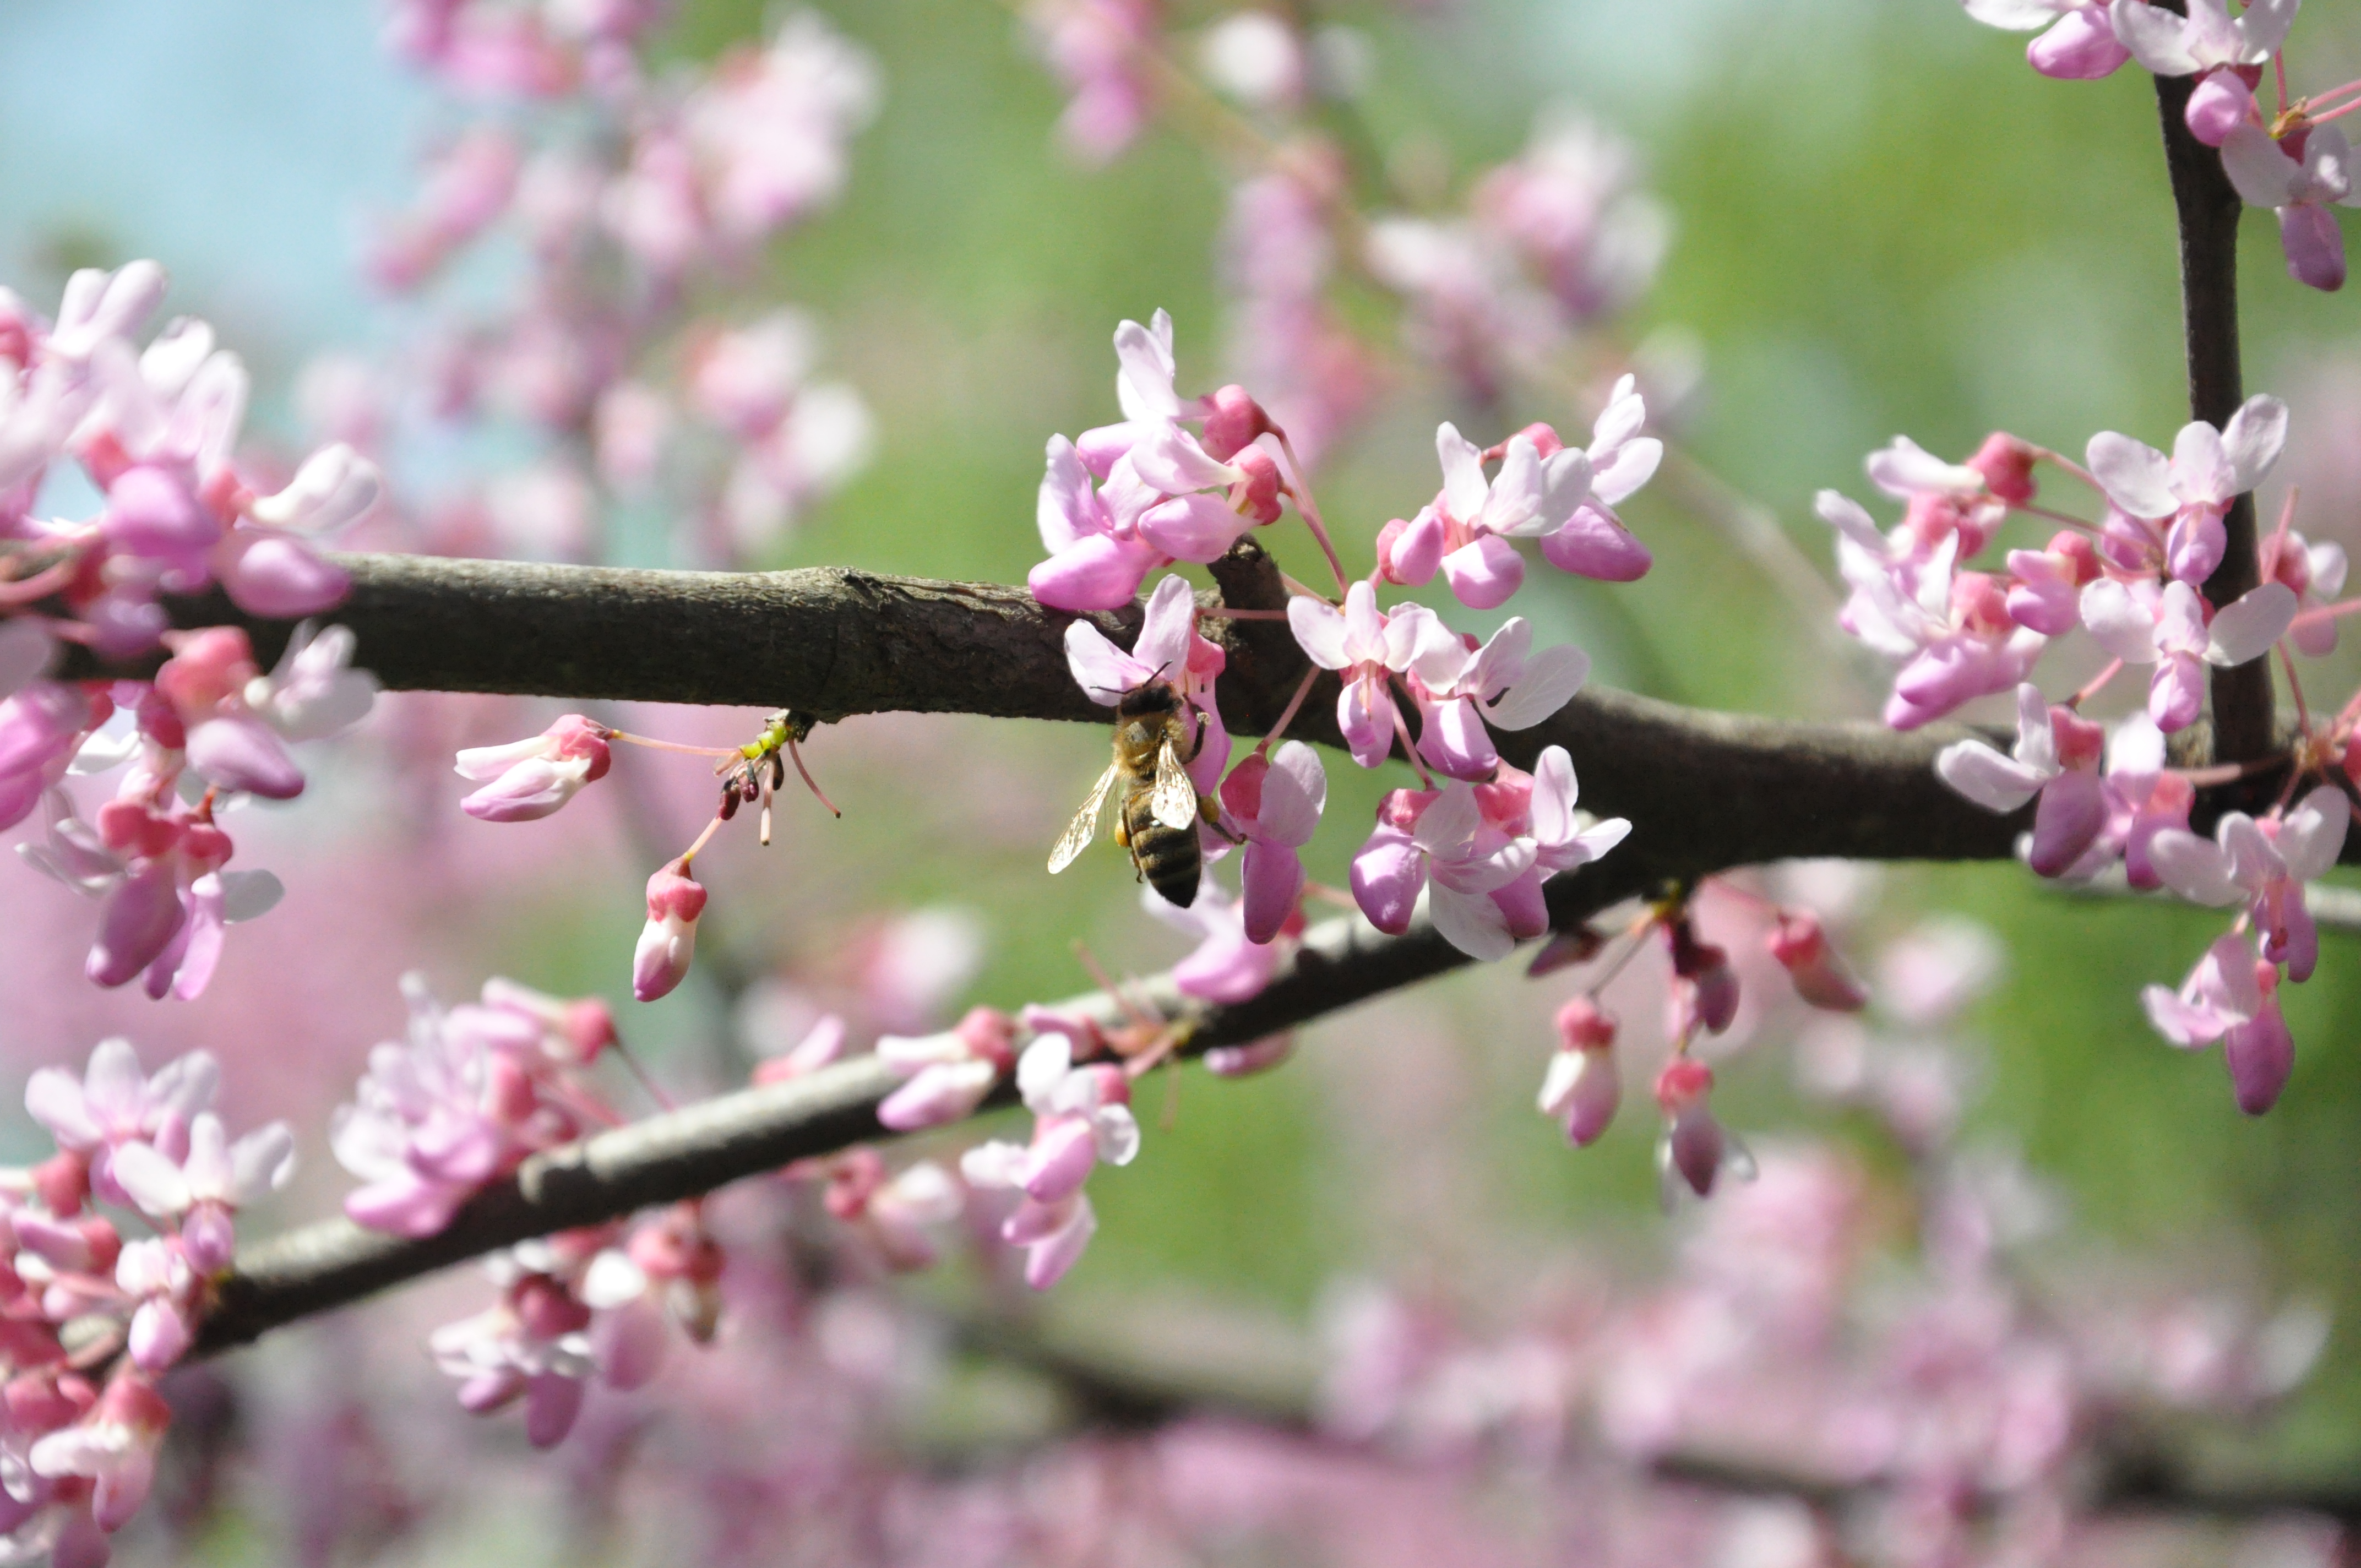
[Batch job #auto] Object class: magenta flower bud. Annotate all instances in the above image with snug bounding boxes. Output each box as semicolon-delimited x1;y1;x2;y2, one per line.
1230;445;1284;525
1767;911;1870;1012
456;714;613;822
1965;432;2039;505
185;714;306;799
104;465;219;558
1376;510;1445;586
1538;504;1652;582
2025;4;2129;79
88;862;188;989
1199;383;1272;461
213;529;352;618
2184;68;2255;148
2224;983;2295;1117
2028;769;2110;878
1653;1058;1727;1198
2278;203;2347;293
632;865;708;1001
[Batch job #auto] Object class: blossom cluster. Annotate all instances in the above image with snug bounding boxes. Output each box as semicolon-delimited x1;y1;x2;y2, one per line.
1814;394;2357;1115
0;264;381;1000
1964;0;2360;290
334;6;879;565
0;1039;293;1566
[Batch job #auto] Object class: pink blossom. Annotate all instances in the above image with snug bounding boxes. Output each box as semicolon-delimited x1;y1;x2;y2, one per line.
1934;682;2114;875
2147;785;2348;984
2142;933;2297;1113
2087;395;2288;580
107;1110;294;1272
964;1137;1101;1289
1538;997;1620;1145
2221;122;2360;291
1864;434;2012;560
429;1268;600;1449
826;1153;965;1271
2079;577;2295;732
1821;492;2046;728
2112;0;2295;140
0;682;95;831
1145;879;1283;1003
1217;742;1326;943
681;12;880;246
1399;383;1660;607
633;863;708;1002
2083;714;2194;889
875;1006;1018;1130
24;1038;217;1205
1029;433;1172;611
1767;911;1870;1012
1027;0;1156;164
1653;1058;1751;1202
333;976;583;1237
2261;526;2348;656
454;713;612;821
2004;529;2101;634
1477;746;1632;940
1471;112;1671;324
1405;616;1590;780
28;1374;172;1536
1350;782;1538;962
1011;1035;1141;1205
1961;0;2131;79
1203;1035;1296;1077
1288;581;1448;768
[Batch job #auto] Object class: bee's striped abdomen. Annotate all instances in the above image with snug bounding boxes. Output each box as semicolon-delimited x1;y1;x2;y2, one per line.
1124;793;1201;908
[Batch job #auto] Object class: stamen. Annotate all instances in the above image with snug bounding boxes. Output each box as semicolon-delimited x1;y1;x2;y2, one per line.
1254;666;1321;756
784;733;841;818
1275;429;1353;596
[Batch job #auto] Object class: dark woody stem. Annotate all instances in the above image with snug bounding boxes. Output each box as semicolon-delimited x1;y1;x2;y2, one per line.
2151;56;2275;764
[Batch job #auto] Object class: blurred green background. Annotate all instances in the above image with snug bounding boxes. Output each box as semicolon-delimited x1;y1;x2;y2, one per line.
2;0;2358;1515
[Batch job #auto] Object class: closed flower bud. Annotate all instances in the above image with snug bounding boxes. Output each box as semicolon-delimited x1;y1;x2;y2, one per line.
632;864;707;1002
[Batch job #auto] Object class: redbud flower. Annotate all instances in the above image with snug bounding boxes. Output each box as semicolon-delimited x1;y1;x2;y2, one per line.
1219;742;1326;944
1478;747;1631;939
0;682;96;832
29;1373;173;1535
1204;1034;1296;1077
875;1006;1017;1131
2004;529;2101;635
2079;578;2295;733
1864;435;2009;559
1539;998;1620;1146
1013;1036;1140;1203
1666;918;1739;1039
2113;0;2293;137
1288;582;1450;769
25;1038;217;1198
2142;933;2297;1114
826;1153;965;1271
1769;912;1871;1012
965;1136;1101;1289
2148;785;2349;984
2087;395;2287;583
2221;123;2360;292
1653;1058;1750;1203
2261;526;2349;656
454;714;612;822
1961;0;2131;79
1936;683;2114;876
1351;783;1536;961
107;1110;294;1274
1406;616;1591;781
633;863;708;1001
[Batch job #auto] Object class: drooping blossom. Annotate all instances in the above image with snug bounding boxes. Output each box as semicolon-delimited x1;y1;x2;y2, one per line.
1217;741;1326;943
2142;932;2297;1113
1653;1057;1752;1202
2078;577;2296;732
1026;0;1157;164
109;1109;295;1277
1405;617;1591;781
960;1034;1140;1289
1767;911;1871;1012
1471;111;1672;325
26;1037;219;1205
1960;0;2131;79
2147;784;2349;984
1352;783;1535;961
454;713;613;821
2086;395;2288;582
633;862;708;1001
1478;747;1633;942
1664;914;1740;1042
1287;581;1448;769
1935;683;2110;875
822;1151;965;1271
2220;122;2359;292
1539;996;1621;1146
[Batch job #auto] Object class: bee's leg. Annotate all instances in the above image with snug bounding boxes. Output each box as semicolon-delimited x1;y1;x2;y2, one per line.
1114;813;1131;848
1199;793;1247;844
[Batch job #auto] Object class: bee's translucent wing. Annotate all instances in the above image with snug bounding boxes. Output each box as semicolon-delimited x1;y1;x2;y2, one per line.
1151;739;1198;830
1049;763;1121;873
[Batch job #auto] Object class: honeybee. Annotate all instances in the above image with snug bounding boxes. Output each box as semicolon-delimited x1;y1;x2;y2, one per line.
1049;679;1224;907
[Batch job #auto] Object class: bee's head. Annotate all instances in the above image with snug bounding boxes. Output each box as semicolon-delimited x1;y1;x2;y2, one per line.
1114;676;1183;722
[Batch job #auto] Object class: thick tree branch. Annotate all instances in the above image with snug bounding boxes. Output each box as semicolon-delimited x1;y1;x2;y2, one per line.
2153;61;2273;765
193;862;1647;1357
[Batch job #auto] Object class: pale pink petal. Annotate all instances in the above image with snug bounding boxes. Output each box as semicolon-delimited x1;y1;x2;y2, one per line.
1426;883;1515;962
1936;739;2049;812
2086;432;2178;518
1436;422;1488;521
1286;596;1353;669
1064;620;1143;705
1256;741;1326;845
2278;203;2347;292
2029;6;2131;75
2277;785;2350;882
2220;122;2305;206
1440;535;1525;609
1138;493;1249;562
2146;830;2247;905
2108;0;2201;73
2079;579;2160;662
1482;643;1588;728
1030;534;1163;613
2205;581;2297;665
2224;1005;2295;1114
